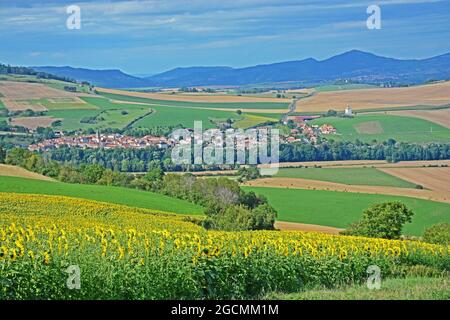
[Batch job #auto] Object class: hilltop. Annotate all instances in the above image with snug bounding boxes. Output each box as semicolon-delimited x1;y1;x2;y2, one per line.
32;50;450;88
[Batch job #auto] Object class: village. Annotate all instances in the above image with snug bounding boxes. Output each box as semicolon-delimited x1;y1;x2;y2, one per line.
28;132;174;152
27;111;341;152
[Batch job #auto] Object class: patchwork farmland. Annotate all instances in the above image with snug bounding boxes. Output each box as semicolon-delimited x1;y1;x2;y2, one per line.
0;81;91;111
295;81;450;113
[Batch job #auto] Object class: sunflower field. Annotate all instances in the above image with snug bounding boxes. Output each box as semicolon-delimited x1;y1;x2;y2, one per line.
0;192;449;299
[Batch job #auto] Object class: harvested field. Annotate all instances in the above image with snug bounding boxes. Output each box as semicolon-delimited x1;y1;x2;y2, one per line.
0;81;90;111
243;177;450;204
98;87;291;103
0;81;78;100
0;164;54;181
381;109;450;129
379;167;450;194
1;98;47;112
10;116;61;129
295;81;450;112
274;221;343;234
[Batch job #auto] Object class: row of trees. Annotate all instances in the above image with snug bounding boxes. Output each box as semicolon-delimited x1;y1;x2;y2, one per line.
280;140;450;163
0;63;76;83
40;140;450;173
45;146;170;172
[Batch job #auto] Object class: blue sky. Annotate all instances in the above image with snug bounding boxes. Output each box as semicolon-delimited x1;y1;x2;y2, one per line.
1;0;449;74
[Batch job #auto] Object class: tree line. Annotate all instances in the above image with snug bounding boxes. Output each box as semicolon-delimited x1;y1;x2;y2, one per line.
280;139;450;163
0;63;76;83
38;139;450;173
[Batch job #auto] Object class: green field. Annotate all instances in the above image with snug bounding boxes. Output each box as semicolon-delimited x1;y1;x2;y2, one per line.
46;97;153;131
268;277;450;300
132;104;244;129
314;84;378;92
100;92;290;110
233;113;279;129
243;186;450;235
0;175;203;215
311;114;450;143
274;167;417;188
44;94;273;130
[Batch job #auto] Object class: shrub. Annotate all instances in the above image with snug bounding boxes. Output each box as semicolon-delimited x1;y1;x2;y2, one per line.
342;201;414;239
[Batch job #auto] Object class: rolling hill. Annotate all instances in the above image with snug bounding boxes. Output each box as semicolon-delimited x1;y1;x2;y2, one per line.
0;175;203;215
31;66;149;88
31;50;450;88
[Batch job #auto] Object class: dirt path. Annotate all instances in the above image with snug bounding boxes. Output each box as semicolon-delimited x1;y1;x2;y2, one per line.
275;221;343;234
243;177;450;204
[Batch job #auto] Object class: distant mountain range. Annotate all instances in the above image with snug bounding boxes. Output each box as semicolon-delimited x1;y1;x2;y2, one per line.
32;50;450;88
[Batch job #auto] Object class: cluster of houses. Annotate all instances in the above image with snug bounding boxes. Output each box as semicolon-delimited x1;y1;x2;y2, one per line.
282;115;337;144
28;132;173;152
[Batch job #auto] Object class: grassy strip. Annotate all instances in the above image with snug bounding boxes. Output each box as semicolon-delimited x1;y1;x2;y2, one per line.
267;277;450;300
274;167;417;188
0;175;203;215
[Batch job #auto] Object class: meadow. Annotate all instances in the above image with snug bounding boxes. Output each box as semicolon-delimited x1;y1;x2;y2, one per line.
243;187;450;236
269;277;450;300
0;193;448;299
273;167;417;188
314;84;378;92
0;176;203;215
311;114;450;143
132;104;243;129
